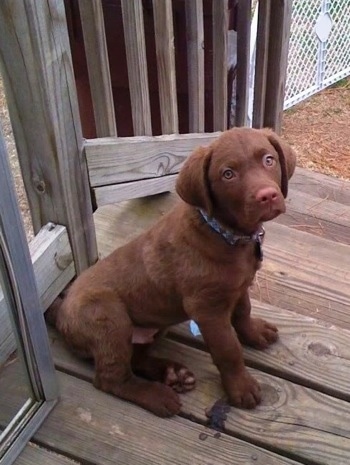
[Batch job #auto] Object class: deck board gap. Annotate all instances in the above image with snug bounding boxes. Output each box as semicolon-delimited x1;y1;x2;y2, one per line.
27;440;88;465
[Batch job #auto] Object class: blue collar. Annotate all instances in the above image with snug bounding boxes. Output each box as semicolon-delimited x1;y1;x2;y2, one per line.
198;209;265;260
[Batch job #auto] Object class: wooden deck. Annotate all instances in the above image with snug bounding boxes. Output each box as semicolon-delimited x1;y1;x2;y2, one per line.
6;166;350;465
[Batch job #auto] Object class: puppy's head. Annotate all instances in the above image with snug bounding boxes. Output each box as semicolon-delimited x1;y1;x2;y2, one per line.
176;128;296;234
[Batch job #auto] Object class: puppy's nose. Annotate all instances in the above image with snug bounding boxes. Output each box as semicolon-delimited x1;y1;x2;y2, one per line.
255;187;278;204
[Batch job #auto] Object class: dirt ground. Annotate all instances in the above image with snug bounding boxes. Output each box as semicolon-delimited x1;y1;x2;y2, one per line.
0;74;349;241
282;78;350;179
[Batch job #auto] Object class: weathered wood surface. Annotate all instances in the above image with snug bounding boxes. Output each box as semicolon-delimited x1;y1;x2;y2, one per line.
171;299;350;401
85;135;349;207
121;0;152;136
264;0;293;133
235;0;252;127
0;0;97;273
0;223;74;365
276;188;350;245
15;443;80;465
30;224;75;310
2;362;300;465
254;222;350;328
185;0;205;133
46;332;350;465
153;0;178;134
85;132;220;186
212;0;228;131
78;0;117;137
94;175;177;207
290;167;350;205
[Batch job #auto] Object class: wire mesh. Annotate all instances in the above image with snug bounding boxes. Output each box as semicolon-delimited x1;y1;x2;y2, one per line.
284;0;350;109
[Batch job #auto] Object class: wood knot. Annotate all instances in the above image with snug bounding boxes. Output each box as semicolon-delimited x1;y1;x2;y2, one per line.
260;384;280;406
54;251;73;270
34;179;46;194
308;342;332;357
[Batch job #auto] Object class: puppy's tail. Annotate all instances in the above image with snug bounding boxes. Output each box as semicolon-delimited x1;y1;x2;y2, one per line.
45;295;63;327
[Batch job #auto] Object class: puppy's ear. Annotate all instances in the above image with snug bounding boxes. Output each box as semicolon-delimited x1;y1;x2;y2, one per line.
176;146;213;214
262;128;297;198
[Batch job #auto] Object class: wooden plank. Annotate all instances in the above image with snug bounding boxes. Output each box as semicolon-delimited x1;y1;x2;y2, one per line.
0;223;75;365
170;299;350;402
252;0;271;128
0;0;97;273
48;333;350;465
264;0;293;133
84;132;220;186
15;443;81;465
235;0;252;127
276;188;350;245
252;221;350;329
94;175;177;206
121;0;152;136
212;0;228;131
152;0;178;134
78;0;117;137
1;363;300;465
92;179;350;252
155;340;350;465
185;0;205;132
94;196;177;257
29;224;75;311
291;167;350;206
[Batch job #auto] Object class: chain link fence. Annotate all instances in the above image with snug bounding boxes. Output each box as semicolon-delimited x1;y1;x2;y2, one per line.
284;0;350;109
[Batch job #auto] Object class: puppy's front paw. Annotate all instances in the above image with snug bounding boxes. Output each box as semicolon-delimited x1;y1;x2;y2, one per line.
237;317;278;350
226;370;261;409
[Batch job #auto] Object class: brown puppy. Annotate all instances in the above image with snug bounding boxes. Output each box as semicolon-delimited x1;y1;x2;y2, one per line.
48;127;296;417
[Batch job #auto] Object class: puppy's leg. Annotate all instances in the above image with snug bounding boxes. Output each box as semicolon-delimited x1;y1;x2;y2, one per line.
91;302;182;417
232;292;278;349
186;295;261;409
132;344;196;393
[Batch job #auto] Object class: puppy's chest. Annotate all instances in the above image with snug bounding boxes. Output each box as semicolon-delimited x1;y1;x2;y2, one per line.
226;245;262;287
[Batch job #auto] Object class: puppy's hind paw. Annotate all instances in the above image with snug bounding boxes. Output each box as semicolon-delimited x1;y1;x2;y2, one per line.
164;364;196;393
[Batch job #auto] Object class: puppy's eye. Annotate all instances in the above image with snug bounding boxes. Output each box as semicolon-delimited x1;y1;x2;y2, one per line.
263;154;276;167
222;169;235;180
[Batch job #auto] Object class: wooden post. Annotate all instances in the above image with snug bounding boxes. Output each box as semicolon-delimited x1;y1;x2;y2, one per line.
121;0;153;136
252;0;271;128
212;0;228;131
186;0;205;133
78;0;117;137
263;0;293;133
153;0;179;134
235;0;252;127
0;0;98;274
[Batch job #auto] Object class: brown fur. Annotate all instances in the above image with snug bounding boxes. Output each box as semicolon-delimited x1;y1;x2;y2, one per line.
48;127;296;417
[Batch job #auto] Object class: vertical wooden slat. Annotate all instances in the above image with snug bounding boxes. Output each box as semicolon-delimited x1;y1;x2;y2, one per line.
152;0;178;134
185;0;205;133
78;0;117;137
252;0;271;128
121;0;152;136
235;0;252;127
264;0;293;133
0;0;98;273
212;0;228;131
